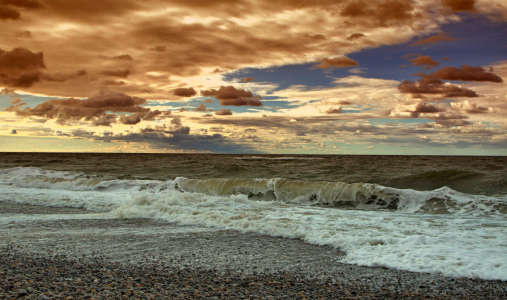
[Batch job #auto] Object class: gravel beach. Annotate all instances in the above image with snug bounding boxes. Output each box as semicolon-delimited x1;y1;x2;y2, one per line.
1;202;506;299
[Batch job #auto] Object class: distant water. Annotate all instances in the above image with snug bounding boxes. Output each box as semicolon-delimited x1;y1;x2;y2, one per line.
1;153;506;280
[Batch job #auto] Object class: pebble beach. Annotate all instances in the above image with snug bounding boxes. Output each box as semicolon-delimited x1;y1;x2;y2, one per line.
1;202;507;299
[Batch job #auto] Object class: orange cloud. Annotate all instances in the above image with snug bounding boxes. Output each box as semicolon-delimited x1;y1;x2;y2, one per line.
326;107;342;114
441;0;476;12
410;33;459;46
407;54;441;69
100;68;131;78
0;0;41;20
340;0;416;26
398;80;479;98
240;77;256;82
215;108;233;115
174;87;197;97
347;33;365;40
429;65;503;82
201;86;263;106
8;90;150;125
314;57;359;69
193;103;207;111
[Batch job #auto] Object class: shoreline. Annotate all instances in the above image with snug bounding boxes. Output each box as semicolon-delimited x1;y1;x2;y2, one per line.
1;202;507;299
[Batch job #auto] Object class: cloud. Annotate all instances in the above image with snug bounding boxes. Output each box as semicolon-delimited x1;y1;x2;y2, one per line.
410;33;459;46
326;107;342;114
398;79;479;98
390;102;445;118
0;0;42;20
119;112;145;125
0;88;16;94
441;0;476;12
201;86;263;106
347;33;365;40
149;45;167;52
451;100;489;113
340;0;416;26
174;87;197;97
101;54;133;61
0;47;87;88
398;65;503;99
240;77;256;82
92;113;117;126
8;89;149;125
193;103;207;111
314;56;359;69
0;6;20;20
406;54;441;69
0;47;45;87
429;65;503;82
215;108;233;115
100;68;131;78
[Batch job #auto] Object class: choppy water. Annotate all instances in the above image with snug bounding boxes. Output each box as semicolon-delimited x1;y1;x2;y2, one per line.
1;153;506;280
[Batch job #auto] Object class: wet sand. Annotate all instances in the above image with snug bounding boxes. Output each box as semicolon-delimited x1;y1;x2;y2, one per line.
1;202;506;299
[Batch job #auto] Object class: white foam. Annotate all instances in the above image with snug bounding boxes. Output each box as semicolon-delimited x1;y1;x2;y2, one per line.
115;190;507;281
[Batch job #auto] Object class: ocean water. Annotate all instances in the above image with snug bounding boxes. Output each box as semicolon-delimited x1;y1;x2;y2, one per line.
1;153;506;280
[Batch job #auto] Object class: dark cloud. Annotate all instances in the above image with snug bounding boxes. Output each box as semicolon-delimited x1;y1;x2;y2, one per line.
441;0;476;12
94;131;260;153
201;86;263;106
398;79;479;98
100;68;131;78
193;103;207;112
143;110;165;120
101;79;126;86
326;107;342;114
391;102;444;118
41;69;87;82
8;90;149;125
204;99;215;103
0;47;86;88
215;108;233;115
92;113;117;126
309;34;326;40
410;33;459;46
0;47;45;87
398;64;503;99
174;87;197;97
0;0;42;20
240;77;256;82
340;0;416;26
119;112;145;125
149;45;167;52
407;54;440;69
3;0;42;9
314;56;359;69
429;65;503;82
0;6;20;19
99;54;133;61
434;119;471;127
347;33;365;40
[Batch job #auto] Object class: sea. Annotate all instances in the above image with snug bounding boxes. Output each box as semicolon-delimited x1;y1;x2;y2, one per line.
0;153;506;281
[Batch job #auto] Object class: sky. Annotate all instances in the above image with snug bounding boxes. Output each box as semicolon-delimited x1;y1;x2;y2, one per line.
1;0;507;155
